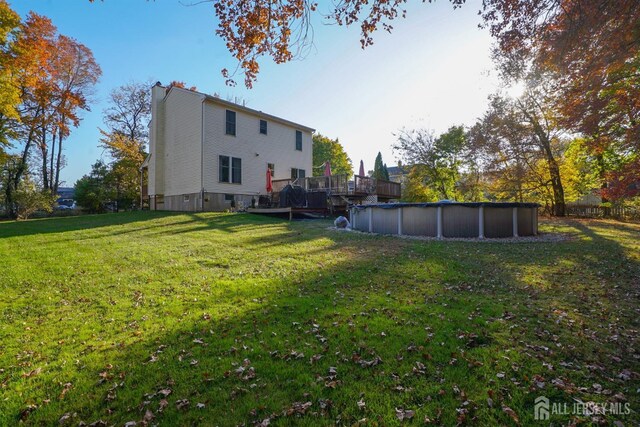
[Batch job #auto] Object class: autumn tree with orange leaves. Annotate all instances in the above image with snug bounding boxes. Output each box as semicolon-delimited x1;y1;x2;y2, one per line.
0;3;100;218
483;0;640;201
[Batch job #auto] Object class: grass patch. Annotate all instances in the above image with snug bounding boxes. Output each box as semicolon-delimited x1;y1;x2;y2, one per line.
0;212;638;425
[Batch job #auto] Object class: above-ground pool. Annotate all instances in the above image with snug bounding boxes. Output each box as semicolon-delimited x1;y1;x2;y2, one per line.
350;202;539;238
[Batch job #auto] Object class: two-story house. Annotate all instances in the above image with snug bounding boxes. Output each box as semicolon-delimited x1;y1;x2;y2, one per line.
143;83;314;211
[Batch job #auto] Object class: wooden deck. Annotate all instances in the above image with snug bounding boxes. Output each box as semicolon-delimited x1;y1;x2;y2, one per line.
272;174;401;200
247;207;292;220
247;207;330;220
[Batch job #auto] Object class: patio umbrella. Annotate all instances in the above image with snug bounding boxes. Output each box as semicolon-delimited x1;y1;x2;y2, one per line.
358;160;365;176
324;161;332;177
266;167;273;193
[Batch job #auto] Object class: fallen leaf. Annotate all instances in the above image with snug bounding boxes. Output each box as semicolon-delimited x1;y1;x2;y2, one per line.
502;405;519;425
158;389;172;397
395;408;415;421
59;412;74;425
22;367;42;378
357;398;366;410
59;382;72;399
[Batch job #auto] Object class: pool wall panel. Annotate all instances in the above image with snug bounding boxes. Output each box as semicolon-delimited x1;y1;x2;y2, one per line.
402;207;437;237
484;207;513;238
371;207;398;234
442;206;479;238
517;208;534;236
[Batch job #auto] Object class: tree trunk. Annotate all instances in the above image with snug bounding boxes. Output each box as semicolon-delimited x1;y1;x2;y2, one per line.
41;125;49;191
8;114;40;218
595;154;610;217
54;124;64;194
49;130;57;192
543;148;565;216
530;120;565;216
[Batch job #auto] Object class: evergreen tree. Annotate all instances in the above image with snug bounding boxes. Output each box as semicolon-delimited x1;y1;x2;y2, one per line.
372;152;387;180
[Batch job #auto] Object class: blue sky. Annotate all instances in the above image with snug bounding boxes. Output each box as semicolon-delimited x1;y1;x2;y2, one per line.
11;0;502;185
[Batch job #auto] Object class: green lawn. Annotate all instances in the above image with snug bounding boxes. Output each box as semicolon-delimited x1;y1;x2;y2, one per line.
0;212;638;425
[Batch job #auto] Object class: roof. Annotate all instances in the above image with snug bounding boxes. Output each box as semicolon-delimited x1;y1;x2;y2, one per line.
140;153;150;170
387;166;408;175
165;86;315;133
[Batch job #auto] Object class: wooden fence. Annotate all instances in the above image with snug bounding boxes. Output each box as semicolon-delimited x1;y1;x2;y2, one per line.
566;204;640;220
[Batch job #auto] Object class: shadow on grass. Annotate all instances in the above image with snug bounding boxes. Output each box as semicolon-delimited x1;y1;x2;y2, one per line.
0;211;178;239
2;217;639;425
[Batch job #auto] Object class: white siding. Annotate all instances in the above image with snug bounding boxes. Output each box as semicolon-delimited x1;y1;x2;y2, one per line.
162;89;204;196
148;85;167;196
202;100;313;194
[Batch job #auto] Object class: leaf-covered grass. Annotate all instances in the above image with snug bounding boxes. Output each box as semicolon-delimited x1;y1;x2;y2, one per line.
0;212;638;425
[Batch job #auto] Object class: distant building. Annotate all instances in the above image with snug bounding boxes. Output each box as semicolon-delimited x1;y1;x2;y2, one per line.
57;187;75;200
387;165;408;184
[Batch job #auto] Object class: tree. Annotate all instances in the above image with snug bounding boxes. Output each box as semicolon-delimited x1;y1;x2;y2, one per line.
402;165;440;202
483;0;639;200
74;160;114;213
45;34;101;193
0;0;21;147
393;126;466;201
13;174;56;219
99;81;151;210
312;134;353;177
468;89;568;215
1;10;100;217
101;81;151;144
371;152;389;181
1;155;54;219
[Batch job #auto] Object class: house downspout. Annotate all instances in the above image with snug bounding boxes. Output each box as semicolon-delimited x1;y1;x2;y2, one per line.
201;96;205;212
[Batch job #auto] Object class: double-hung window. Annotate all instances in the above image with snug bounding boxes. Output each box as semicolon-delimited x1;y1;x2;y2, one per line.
219;155;241;184
226;110;236;136
260;120;267;135
295;130;302;151
291;168;306;180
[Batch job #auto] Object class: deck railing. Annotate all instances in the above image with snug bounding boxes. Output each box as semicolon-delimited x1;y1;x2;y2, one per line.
270;174;401;199
306;175;350;193
271;178;293;193
375;178;402;199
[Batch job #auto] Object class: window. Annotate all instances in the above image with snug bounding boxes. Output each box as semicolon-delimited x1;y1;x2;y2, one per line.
226;110;236;136
219;155;229;182
183;195;190;203
291;168;306;180
267;163;275;177
219;155;242;183
232;157;242;184
295;130;302;151
260;120;267;135
224;194;235;202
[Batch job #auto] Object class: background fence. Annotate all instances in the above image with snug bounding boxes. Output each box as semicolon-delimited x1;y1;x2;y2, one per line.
565;204;640;221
